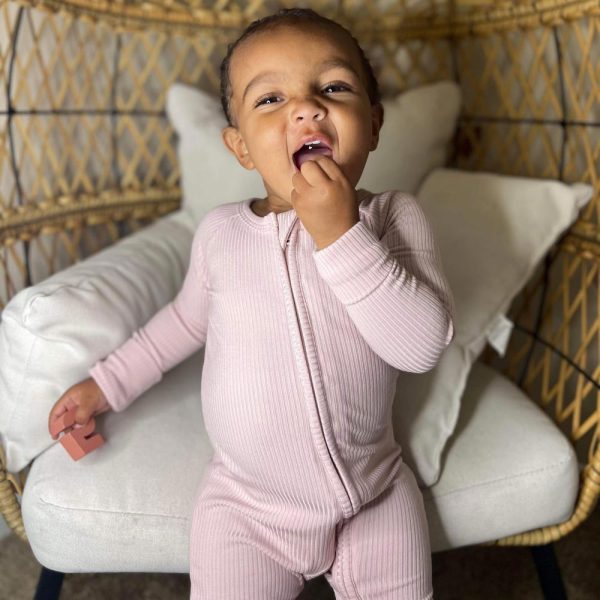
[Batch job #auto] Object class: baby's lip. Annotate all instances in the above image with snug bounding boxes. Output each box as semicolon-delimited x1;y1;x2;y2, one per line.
291;133;334;171
292;133;334;155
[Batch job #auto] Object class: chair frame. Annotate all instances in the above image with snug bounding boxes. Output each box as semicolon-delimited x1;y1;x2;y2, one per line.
0;0;598;595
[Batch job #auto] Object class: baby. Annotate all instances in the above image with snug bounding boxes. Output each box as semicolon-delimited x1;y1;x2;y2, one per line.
49;8;455;600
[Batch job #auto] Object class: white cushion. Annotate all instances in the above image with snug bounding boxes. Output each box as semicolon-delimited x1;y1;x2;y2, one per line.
21;357;579;572
22;352;208;573
165;81;462;227
396;169;593;488
424;360;578;551
0;210;196;473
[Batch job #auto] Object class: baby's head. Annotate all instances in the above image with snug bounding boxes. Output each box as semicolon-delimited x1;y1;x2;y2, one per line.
220;8;384;207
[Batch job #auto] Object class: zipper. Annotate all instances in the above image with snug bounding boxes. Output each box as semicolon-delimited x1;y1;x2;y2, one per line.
282;229;353;510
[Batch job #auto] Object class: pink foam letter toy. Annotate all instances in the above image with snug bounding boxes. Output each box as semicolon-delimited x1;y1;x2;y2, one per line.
50;406;105;461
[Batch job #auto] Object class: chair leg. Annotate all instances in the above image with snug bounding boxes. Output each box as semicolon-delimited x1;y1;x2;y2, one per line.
33;567;65;600
530;543;568;600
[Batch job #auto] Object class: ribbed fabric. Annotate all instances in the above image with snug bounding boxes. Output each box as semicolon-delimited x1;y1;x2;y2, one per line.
325;462;433;600
89;188;454;599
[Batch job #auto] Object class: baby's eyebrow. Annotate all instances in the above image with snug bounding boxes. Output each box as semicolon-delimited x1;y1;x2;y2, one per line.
241;58;360;103
242;72;285;103
319;58;360;79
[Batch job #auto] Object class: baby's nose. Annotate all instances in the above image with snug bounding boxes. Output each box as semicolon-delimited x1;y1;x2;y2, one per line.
291;98;326;122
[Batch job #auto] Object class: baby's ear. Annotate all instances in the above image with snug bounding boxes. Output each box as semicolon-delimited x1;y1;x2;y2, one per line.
222;127;255;170
369;102;384;152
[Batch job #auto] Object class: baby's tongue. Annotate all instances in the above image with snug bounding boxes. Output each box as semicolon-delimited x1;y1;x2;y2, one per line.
295;146;332;168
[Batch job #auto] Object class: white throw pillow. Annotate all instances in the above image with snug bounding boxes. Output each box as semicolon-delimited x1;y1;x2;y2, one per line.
0;211;196;473
395;168;593;487
166;81;462;226
166;84;265;227
357;81;461;194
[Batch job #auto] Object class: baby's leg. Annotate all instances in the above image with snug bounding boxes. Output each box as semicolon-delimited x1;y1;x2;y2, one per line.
189;498;306;600
324;461;433;600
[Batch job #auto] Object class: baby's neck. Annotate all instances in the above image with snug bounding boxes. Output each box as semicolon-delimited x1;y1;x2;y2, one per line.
251;198;293;218
249;199;270;217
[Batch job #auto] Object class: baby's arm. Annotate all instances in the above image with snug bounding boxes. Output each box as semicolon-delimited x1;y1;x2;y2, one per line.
313;191;455;373
88;223;210;412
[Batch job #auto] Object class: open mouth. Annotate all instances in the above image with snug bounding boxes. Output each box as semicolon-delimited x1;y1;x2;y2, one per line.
292;140;333;170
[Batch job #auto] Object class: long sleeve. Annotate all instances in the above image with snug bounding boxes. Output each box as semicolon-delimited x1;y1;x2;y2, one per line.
89;224;210;412
313;191;455;373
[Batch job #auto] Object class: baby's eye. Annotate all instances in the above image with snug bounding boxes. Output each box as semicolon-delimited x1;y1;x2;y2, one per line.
322;83;351;94
255;95;281;107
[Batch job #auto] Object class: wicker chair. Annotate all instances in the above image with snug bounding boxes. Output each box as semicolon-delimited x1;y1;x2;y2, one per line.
0;1;598;598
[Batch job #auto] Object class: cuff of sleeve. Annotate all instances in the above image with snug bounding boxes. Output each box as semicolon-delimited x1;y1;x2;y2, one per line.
313;221;393;305
88;362;124;413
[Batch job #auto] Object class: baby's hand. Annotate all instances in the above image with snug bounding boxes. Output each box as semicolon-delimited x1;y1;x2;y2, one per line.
48;377;111;440
291;155;359;250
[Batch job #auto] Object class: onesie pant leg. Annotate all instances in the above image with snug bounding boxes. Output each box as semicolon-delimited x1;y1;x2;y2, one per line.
189;499;306;600
324;462;433;600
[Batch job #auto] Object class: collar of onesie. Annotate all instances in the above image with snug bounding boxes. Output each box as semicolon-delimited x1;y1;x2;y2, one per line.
239;188;374;249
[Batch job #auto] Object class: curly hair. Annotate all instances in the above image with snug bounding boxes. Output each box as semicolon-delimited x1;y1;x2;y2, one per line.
219;8;381;127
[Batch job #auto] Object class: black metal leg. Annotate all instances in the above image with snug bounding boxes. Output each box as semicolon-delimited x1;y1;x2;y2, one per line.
530;543;568;600
33;567;64;600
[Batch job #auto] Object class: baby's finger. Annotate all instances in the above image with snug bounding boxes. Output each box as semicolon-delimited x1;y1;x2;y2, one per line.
48;397;76;436
299;158;330;186
311;155;344;181
49;406;77;439
291;170;311;194
58;396;77;415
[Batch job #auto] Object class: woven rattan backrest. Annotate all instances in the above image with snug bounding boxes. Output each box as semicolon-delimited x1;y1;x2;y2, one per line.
0;1;598;516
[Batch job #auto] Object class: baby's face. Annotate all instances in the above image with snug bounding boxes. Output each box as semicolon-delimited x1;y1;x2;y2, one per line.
222;25;382;208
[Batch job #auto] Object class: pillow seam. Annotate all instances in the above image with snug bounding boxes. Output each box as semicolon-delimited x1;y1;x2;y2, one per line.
37;496;190;520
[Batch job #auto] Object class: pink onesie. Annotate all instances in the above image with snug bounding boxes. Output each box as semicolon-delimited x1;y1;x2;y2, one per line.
89;188;455;600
